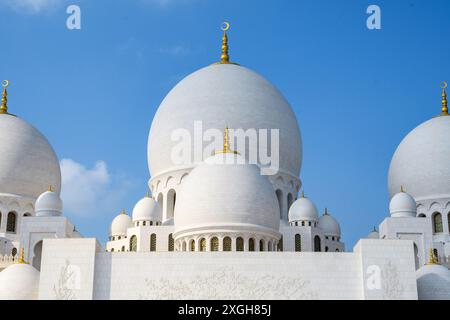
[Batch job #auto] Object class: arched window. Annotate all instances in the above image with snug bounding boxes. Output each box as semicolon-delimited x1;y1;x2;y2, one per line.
236;237;244;251
111;248;114;252
259;239;265;251
267;241;272;252
287;193;293;211
23;213;31;217
418;213;426;218
168;234;174;251
336;248;339;252
325;246;329;252
433;212;443;233
182;241;187;251
32;241;43;271
6;212;16;233
11;248;17;257
157;193;163;215
249;238;255;252
150;233;157;251
200;238;206;251
211;237;219;251
295;234;301;252
190;239;195;252
413;243;419;270
448;212;450;233
166;189;176;220
129;235;137;252
121;246;125;252
223;237;231;252
314;235;321;252
276;189;283;219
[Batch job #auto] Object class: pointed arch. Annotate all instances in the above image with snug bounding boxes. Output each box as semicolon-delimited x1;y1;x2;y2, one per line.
6;212;16;233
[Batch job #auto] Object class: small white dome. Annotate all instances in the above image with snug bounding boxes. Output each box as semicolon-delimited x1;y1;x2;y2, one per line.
288;196;319;222
174;153;280;237
389;190;417;218
132;195;162;222
109;211;131;237
318;210;341;237
0;114;61;198
35;188;63;217
367;228;379;239
0;263;39;300
416;264;450;300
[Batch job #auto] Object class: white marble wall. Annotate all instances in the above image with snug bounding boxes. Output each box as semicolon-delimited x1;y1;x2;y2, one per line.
38;238;419;300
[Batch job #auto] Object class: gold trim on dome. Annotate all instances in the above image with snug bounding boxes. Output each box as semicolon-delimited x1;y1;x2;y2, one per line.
215;126;240;155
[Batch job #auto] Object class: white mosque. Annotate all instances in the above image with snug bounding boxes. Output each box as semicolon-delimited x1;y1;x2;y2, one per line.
0;25;449;300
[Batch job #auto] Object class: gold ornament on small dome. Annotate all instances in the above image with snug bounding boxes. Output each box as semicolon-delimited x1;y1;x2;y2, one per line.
440;81;448;116
120;208;126;215
427;248;438;265
17;247;27;264
215;126;240;155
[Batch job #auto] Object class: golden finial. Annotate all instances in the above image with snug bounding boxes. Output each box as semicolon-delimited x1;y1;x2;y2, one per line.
324;208;329;215
146;191;151;198
400;185;405;193
440;82;448;116
373;226;377;232
18;247;26;264
1;80;9;114
220;22;230;63
48;185;53;192
215;126;240;155
301;191;305;198
121;208;126;215
427;248;438;265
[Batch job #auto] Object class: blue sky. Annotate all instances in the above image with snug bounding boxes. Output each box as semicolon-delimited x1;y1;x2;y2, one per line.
0;0;449;248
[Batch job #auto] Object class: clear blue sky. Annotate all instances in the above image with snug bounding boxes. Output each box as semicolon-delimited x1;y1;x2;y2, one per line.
1;0;449;248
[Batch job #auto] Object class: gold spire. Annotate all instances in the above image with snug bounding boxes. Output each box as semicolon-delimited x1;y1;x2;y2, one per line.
215;22;239;65
48;185;53;192
1;80;9;114
18;247;26;264
427;248;438;265
121;208;126;215
301;191;305;198
400;185;405;193
440;82;448;116
215;126;239;155
146;191;151;198
324;207;329;215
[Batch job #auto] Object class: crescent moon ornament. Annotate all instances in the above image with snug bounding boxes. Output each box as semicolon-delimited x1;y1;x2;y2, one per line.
1;80;9;88
221;22;230;32
440;81;447;90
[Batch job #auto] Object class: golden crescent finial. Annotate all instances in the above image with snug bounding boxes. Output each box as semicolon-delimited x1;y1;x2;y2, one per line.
221;21;230;32
1;80;9;88
440;81;447;90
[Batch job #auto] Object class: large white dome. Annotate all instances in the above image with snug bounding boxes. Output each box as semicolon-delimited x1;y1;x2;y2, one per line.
148;63;302;179
318;210;341;237
0;263;39;300
174;153;280;237
0;114;61;198
388;116;450;201
35;189;63;217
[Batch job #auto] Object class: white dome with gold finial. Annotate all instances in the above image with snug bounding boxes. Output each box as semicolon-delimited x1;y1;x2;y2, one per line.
0;249;40;300
388;83;450;201
147;25;302;182
0;81;61;199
